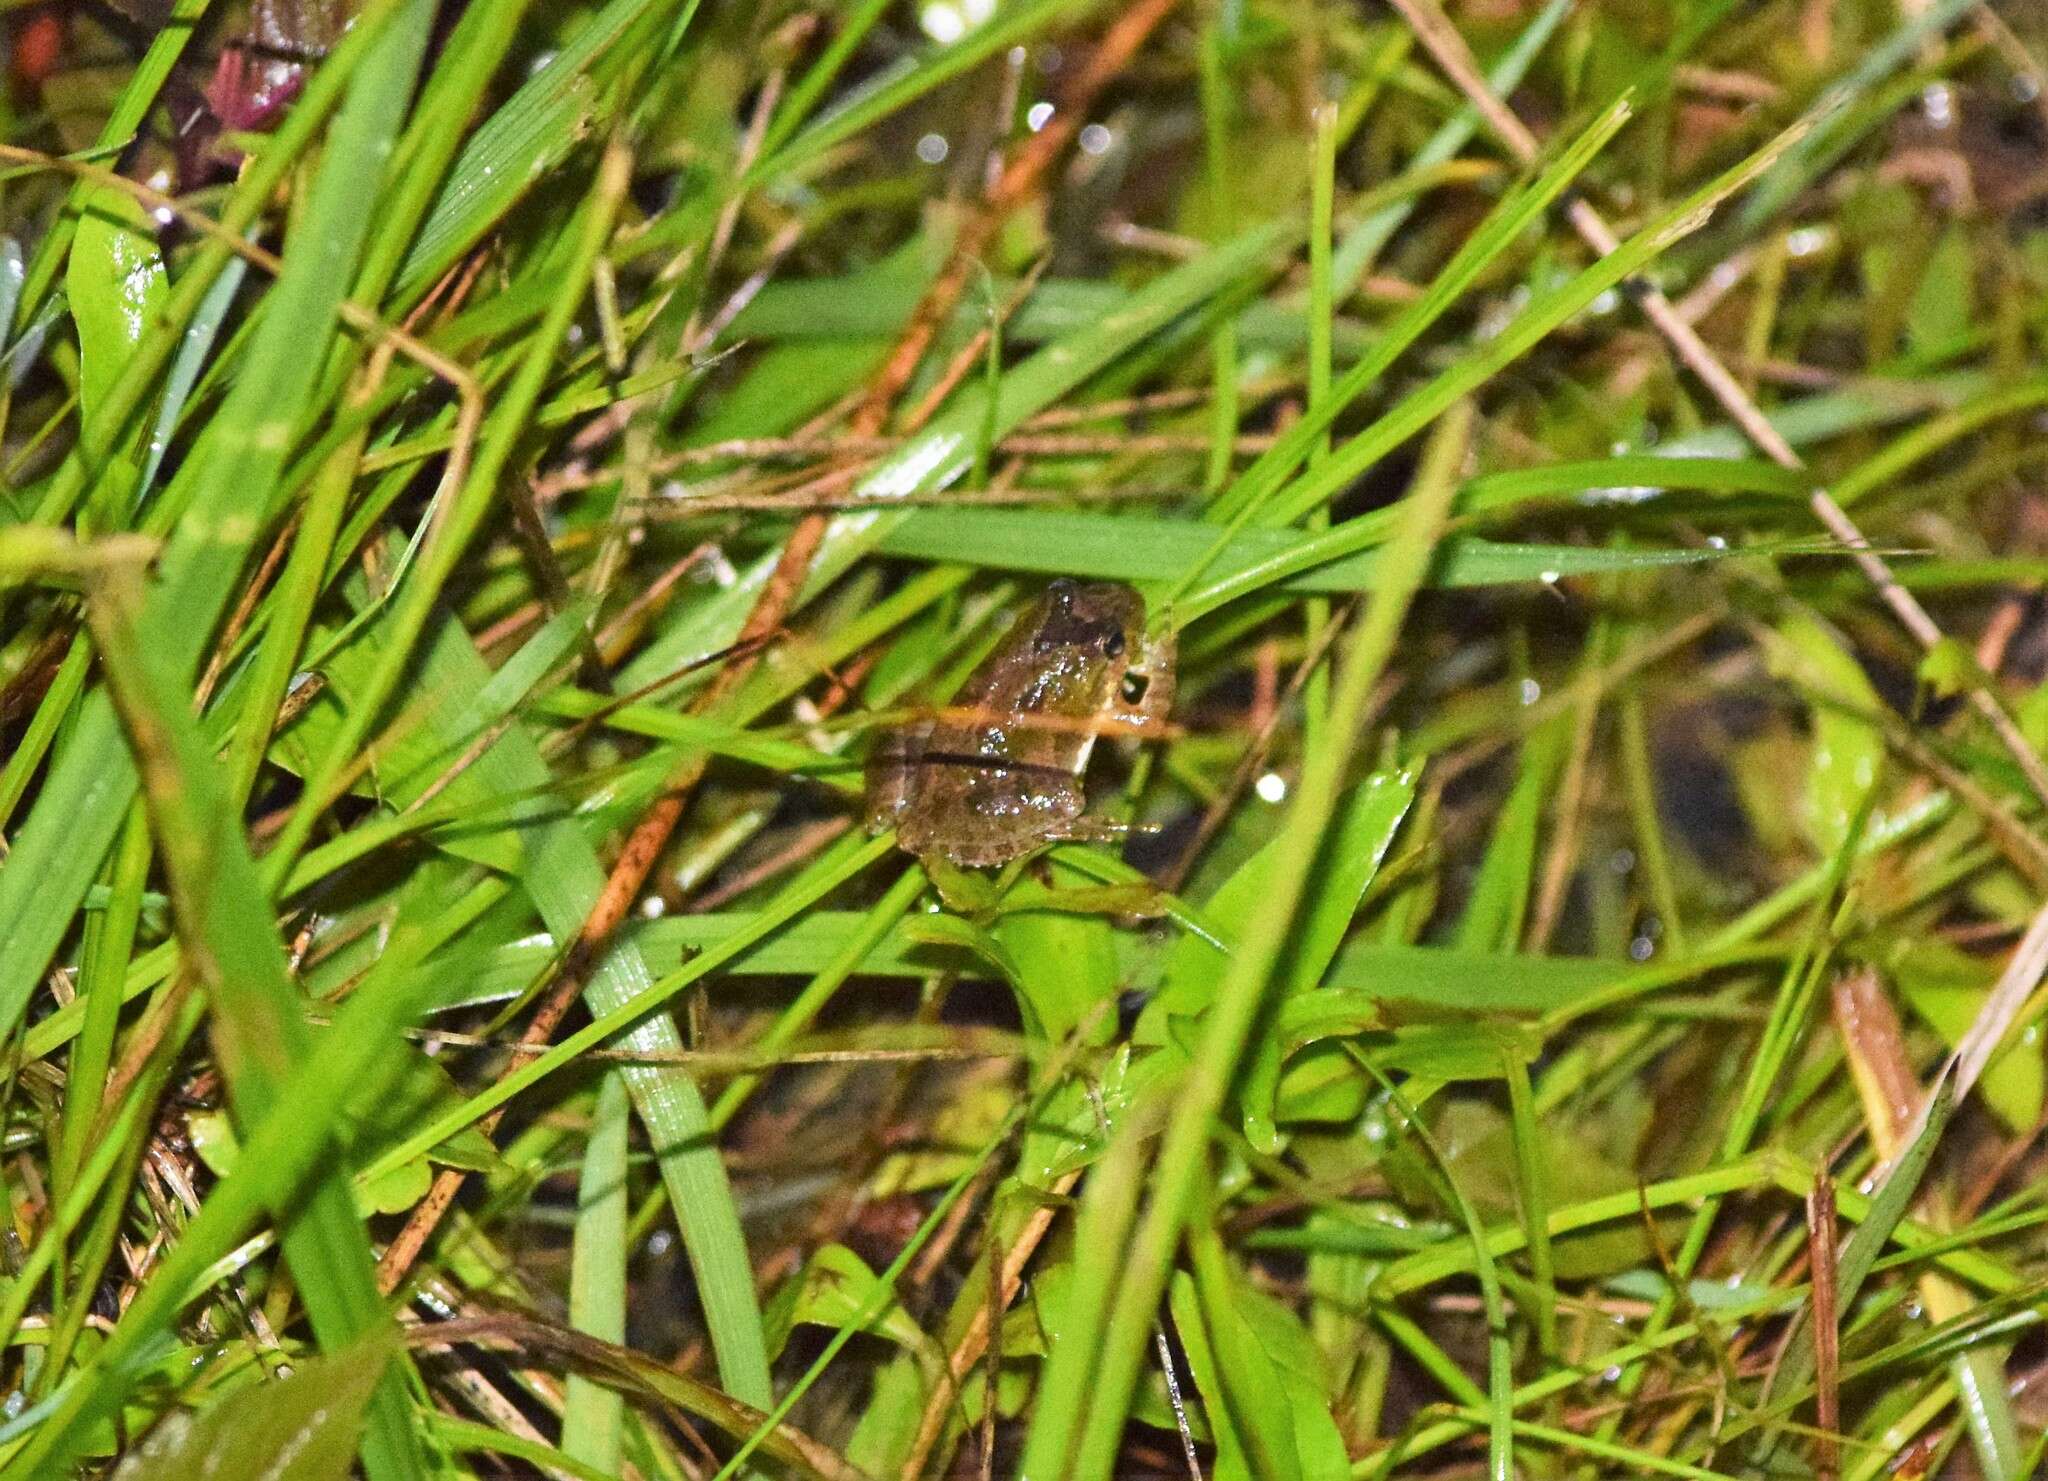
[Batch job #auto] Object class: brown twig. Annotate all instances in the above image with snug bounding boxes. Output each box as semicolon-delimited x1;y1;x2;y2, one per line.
1973;592;2030;677
377;896;635;1293
1805;1173;1841;1481
193;513;300;708
593;540;723;663
898;1179;1075;1480
550;429;1272;493
903;258;1053;432
683;816;853;914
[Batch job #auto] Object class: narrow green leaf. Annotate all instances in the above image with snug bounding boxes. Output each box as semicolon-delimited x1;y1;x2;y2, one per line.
395;0;667;296
873;505;1768;609
562;1072;630;1474
1456;714;1569;952
67;188;166;444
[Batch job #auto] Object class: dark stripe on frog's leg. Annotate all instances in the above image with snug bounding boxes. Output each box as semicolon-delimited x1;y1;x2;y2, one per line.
863;723;931;831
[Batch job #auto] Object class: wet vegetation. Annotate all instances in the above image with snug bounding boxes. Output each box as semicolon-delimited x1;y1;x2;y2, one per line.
2;0;2048;1475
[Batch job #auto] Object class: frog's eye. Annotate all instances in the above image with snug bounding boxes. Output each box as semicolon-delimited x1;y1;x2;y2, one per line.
1101;630;1126;659
1121;671;1150;704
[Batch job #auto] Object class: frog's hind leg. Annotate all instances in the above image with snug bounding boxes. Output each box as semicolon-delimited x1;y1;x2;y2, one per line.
1043;814;1155;845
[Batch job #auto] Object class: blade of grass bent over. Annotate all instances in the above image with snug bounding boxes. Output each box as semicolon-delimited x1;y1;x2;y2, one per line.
4;554;424;1481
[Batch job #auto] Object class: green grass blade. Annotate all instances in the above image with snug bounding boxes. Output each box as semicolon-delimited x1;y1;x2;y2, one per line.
1056;401;1475;1478
562;1072;631;1473
871;504;1780;614
394;0;671;297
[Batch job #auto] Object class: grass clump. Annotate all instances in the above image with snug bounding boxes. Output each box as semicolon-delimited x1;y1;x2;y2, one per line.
1;0;2047;1476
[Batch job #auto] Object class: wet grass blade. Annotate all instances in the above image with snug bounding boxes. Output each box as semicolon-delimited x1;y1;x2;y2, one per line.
395;0;670;297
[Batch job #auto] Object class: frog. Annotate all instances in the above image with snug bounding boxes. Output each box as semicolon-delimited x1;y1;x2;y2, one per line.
865;579;1176;875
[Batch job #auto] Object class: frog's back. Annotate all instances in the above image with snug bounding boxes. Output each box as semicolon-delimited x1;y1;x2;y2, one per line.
867;579;1156;868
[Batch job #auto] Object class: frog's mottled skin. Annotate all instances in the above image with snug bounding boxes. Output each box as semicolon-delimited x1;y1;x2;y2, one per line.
866;580;1175;868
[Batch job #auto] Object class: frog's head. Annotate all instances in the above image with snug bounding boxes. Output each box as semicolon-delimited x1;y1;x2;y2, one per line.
1031;578;1145;663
